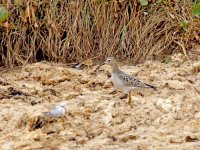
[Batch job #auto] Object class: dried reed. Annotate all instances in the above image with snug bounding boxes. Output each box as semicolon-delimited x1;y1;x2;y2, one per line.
0;0;200;67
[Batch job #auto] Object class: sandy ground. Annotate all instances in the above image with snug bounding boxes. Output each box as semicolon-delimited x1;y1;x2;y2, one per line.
1;53;200;150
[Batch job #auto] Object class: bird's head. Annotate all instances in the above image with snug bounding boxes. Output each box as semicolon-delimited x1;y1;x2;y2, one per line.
103;57;117;66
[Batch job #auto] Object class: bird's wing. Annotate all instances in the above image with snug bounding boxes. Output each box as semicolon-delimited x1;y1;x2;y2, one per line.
117;71;155;88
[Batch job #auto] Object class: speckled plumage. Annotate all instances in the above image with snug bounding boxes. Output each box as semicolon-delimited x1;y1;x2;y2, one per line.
104;57;156;104
113;69;156;91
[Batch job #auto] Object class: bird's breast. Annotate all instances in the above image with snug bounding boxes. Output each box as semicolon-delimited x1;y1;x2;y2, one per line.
110;74;123;88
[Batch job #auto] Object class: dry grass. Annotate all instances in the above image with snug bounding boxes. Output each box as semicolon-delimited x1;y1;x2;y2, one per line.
0;0;200;67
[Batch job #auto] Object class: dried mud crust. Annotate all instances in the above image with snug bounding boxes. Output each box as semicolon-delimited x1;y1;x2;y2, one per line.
0;54;200;149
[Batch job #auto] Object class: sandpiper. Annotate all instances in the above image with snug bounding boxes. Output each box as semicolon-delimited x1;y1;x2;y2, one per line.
102;57;156;104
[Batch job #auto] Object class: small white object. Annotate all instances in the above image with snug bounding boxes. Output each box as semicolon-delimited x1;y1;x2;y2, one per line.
143;12;148;16
43;105;65;118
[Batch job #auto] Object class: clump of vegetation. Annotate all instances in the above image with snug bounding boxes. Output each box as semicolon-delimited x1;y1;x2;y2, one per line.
0;0;200;67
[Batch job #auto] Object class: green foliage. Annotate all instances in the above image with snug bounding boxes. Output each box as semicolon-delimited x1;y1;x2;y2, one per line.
139;0;148;6
180;20;189;29
0;7;9;22
161;0;169;5
192;3;200;15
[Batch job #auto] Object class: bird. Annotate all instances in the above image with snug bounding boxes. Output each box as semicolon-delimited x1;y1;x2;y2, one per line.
102;57;156;104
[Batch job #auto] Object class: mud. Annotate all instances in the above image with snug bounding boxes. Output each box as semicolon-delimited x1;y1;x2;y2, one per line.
0;53;200;150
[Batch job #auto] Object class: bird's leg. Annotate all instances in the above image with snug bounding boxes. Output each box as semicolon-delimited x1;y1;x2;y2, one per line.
120;93;128;99
128;92;132;104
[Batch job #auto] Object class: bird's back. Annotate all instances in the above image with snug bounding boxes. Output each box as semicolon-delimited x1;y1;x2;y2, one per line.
114;70;156;89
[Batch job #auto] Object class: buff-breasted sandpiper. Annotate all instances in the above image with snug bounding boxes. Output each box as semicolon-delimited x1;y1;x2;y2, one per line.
103;57;156;104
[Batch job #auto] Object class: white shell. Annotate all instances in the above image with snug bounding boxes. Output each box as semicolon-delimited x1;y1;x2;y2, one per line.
43;105;65;118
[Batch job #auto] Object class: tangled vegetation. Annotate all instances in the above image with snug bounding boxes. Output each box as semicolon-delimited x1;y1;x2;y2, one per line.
0;0;200;67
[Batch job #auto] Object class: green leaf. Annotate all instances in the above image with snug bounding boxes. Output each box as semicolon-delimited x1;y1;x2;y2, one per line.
162;0;169;5
0;7;9;22
180;20;189;29
139;0;148;6
192;3;200;15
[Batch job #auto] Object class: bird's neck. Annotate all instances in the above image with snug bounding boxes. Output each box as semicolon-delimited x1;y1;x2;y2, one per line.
111;64;120;73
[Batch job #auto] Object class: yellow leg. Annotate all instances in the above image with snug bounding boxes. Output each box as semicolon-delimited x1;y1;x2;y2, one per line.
128;92;132;104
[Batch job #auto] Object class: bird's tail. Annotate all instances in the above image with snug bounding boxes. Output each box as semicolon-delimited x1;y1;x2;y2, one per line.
145;83;157;90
